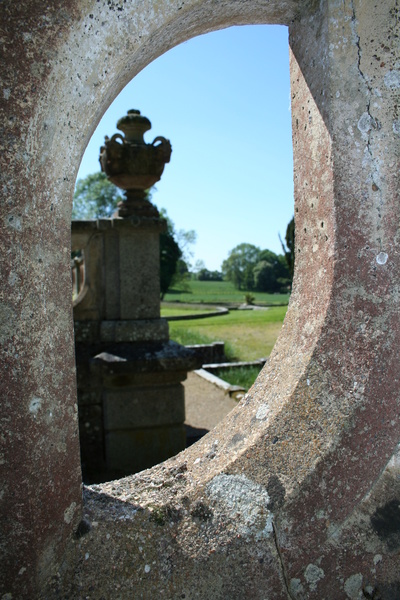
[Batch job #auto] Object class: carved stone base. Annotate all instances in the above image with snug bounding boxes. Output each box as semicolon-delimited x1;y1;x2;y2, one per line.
76;341;202;483
115;190;160;218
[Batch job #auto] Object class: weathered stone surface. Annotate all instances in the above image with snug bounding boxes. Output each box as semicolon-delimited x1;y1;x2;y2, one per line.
103;385;185;430
74;318;169;343
75;334;200;481
72;218;165;321
102;369;189;388
93;340;203;374
105;425;187;474
185;341;227;364
100;318;169;343
1;0;399;598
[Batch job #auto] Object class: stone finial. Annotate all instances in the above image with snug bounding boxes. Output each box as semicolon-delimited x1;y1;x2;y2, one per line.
99;109;172;218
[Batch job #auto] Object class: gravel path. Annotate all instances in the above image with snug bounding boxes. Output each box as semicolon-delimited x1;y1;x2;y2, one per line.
183;371;238;444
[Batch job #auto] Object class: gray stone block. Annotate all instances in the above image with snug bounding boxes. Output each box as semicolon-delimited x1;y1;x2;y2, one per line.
103;384;185;430
100;318;169;342
103;369;188;388
105;425;186;473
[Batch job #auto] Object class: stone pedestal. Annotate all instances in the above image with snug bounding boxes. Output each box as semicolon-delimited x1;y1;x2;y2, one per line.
72;217;202;482
73;216;165;322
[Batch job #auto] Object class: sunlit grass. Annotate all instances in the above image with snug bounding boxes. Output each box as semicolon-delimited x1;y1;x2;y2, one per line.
164;280;289;306
169;306;287;361
161;305;216;317
213;366;262;390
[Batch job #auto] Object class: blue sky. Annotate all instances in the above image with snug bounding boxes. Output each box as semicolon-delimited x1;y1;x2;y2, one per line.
76;24;294;271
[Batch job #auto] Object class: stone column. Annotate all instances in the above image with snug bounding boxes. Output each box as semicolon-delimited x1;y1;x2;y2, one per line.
73;111;202;482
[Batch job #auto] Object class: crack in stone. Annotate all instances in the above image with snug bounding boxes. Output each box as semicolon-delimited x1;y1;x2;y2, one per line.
351;1;372;94
272;521;294;600
351;2;373;132
351;0;383;221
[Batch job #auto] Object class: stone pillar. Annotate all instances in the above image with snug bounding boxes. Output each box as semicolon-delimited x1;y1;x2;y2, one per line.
73;112;202;482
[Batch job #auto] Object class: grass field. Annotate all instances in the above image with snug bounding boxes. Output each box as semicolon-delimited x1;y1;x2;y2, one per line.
162;280;288;388
163;280;289;306
213;366;263;390
161;305;217;317
168;305;287;361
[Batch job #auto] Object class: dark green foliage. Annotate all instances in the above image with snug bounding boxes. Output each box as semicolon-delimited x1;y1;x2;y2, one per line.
196;268;223;281
244;293;255;305
221;243;261;290
160;228;182;300
259;249;279;263
253;253;291;293
253;260;276;292
159;208;196;299
222;242;291;294
280;216;295;280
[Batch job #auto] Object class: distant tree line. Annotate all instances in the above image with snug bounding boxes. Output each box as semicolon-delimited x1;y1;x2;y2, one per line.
221;218;294;293
196;268;223;282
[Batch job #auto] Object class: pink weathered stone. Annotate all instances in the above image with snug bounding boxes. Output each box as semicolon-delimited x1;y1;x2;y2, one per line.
0;1;399;598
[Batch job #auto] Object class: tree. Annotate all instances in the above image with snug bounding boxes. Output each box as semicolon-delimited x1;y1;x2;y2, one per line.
192;260;223;281
197;268;223;281
275;254;292;291
253;253;291;293
253;260;277;292
193;259;206;275
279;216;295;280
159;208;196;298
221;243;261;290
72;172;123;219
221;241;292;294
160;225;182;299
175;228;197;270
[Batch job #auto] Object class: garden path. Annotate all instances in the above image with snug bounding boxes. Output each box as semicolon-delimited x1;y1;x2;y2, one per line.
183;372;238;445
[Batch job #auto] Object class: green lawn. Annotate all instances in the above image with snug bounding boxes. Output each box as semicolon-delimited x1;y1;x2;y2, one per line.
163;280;289;306
161;304;217;318
168;305;287;361
213;365;263;391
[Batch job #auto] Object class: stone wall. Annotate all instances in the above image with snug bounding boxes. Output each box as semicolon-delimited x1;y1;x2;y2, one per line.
1;1;399;598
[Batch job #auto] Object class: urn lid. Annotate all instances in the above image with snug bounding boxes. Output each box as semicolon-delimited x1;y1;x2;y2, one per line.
117;109;152;144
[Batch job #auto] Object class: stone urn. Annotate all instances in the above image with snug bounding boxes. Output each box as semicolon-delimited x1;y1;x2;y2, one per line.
99;109;172;217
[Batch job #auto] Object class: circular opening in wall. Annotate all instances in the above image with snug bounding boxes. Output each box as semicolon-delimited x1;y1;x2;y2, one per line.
72;24;294;484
